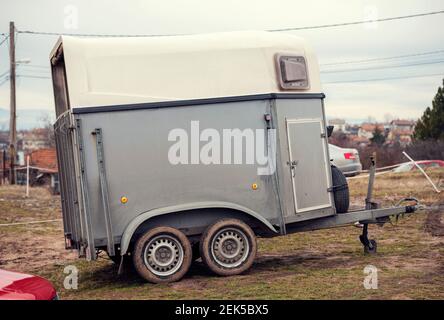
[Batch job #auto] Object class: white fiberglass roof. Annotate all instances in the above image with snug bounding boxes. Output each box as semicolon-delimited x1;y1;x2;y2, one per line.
51;31;322;108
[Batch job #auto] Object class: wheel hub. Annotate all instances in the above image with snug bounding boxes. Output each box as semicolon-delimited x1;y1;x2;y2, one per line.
144;235;184;276
211;228;249;268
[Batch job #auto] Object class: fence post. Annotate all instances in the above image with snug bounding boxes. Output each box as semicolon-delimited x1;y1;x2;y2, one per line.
402;151;441;193
26;155;30;197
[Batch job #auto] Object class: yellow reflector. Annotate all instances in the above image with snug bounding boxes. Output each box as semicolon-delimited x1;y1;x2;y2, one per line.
121;196;128;204
252;183;258;190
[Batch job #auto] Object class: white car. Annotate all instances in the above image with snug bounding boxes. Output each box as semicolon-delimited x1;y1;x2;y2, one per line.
329;144;362;176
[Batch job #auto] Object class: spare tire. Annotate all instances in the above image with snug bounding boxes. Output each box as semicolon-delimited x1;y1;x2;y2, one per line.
331;166;349;213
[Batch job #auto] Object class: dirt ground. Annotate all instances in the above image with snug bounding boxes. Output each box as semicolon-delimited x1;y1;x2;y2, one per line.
0;169;443;299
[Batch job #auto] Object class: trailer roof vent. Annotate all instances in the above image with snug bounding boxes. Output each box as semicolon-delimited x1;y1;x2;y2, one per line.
276;55;309;90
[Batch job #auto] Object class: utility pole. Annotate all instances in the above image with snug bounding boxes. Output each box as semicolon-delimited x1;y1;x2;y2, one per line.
9;21;16;184
2;149;6;184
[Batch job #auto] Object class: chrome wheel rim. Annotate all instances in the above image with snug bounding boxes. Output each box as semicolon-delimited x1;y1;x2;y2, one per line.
143;235;184;276
211;227;249;268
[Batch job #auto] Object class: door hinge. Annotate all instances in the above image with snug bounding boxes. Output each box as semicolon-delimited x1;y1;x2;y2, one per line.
320;133;326;138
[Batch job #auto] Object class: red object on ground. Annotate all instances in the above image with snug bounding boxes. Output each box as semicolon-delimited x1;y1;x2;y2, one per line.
0;269;57;300
410;160;444;170
394;160;444;173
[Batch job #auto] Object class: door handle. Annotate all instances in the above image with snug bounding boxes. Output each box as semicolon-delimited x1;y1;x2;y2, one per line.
287;160;298;168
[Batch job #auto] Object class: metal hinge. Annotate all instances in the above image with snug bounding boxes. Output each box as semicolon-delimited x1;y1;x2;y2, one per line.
328;184;349;193
320;133;326;138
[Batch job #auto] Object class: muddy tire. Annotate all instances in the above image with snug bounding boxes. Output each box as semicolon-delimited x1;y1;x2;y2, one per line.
200;219;257;276
132;226;192;283
331;165;349;213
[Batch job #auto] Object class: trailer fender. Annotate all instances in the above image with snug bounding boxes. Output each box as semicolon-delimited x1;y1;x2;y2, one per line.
119;201;278;256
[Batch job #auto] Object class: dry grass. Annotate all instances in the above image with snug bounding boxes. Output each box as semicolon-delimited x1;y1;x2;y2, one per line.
0;168;443;299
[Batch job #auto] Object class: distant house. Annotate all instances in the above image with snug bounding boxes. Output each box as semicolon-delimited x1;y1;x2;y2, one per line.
388;119;416;146
390;119;416;132
17;148;59;194
29;148;58;171
382;122;391;131
328;118;346;132
358;123;385;139
350;135;370;147
18;128;52;152
346;124;359;136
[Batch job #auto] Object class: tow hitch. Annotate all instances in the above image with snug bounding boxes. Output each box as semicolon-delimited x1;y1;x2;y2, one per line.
357;154;420;254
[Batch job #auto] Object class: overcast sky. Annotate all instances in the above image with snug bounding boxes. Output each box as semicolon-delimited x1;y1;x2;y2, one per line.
1;0;443;124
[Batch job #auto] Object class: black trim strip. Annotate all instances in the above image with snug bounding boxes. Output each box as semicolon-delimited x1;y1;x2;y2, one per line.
71;93;325;114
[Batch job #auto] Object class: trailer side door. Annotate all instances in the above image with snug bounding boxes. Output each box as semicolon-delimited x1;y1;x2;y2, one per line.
286;119;332;213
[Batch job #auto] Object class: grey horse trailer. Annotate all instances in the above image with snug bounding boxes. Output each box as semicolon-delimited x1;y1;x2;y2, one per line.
51;31;419;283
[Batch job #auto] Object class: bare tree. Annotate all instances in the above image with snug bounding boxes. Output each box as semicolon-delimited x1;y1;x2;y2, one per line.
40;114;56;148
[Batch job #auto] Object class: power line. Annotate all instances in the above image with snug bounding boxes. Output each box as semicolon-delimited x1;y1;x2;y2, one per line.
0;76;9;86
321;49;444;66
0;35;9;46
19;72;51;78
323;72;443;84
267;10;444;32
0;74;52;85
0;70;9;78
17;29;186;37
0;68;50;81
321;59;444;74
12;71;443;84
18;66;51;74
17;74;51;79
21;64;50;69
14;9;444;37
11;55;444;75
33;54;444;71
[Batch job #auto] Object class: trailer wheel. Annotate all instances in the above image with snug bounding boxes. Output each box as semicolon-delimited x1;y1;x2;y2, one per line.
132;226;192;283
200;219;257;276
331;165;350;213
